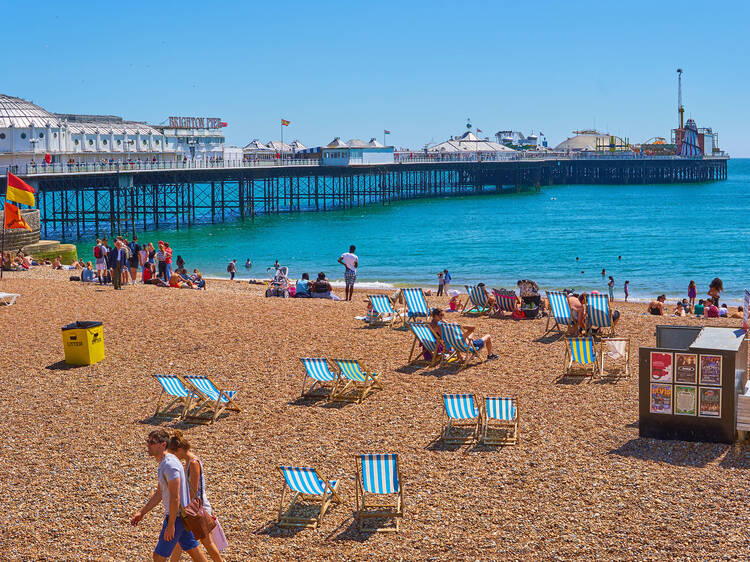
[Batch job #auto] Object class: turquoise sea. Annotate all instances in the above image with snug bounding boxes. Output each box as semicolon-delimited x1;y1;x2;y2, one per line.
73;159;749;303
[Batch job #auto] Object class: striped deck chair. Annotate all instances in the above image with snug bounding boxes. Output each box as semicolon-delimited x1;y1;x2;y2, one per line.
182;374;240;424
277;466;342;529
300;357;337;399
490;288;517;318
406;323;441;366
600;337;631;378
441;393;480;443
545;290;575;335
462;285;490;316
401;288;430;325
564;337;599;377
439;322;480;370
355;453;404;532
153;374;196;420
367;294;398;327
481;397;518;445
587;293;615;337
0;292;19;306
331;359;382;403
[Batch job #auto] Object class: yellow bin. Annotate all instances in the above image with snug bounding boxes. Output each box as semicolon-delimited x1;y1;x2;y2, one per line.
62;321;105;365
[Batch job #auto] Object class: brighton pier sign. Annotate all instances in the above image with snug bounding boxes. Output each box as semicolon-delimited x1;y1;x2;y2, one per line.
168;116;227;129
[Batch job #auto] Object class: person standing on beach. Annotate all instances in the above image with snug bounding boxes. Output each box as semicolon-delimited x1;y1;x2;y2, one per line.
130;430;208;562
437;272;444;296
608;276;615;301
128;236;141;285
94;238;107;284
227;260;237;280
687;280;697;312
156;242;167;281
624;280;629;303
110;240;127;290
338;245;358;301
443;269;451;293
164;243;173;280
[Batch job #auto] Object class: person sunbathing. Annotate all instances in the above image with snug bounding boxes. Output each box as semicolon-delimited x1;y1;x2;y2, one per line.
673;302;686;317
169;271;193;288
429;308;498;360
648;295;666;316
190;269;206;290
52;255;63;270
730;306;744;319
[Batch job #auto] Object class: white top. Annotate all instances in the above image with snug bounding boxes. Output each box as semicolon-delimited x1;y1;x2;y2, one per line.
340;252;358;271
187;458;212;513
157;453;190;515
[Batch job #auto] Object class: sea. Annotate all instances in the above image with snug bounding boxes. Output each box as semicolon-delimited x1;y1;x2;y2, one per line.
71;158;749;304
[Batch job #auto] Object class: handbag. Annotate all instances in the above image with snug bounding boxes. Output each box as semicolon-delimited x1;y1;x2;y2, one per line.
180;460;217;541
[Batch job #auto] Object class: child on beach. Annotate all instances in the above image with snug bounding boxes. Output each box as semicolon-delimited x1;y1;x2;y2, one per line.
448;291;461;312
623;280;629;302
608;276;615;301
688;280;697;311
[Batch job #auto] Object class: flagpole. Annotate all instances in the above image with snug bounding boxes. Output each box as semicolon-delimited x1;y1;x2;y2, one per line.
280;120;283;163
1;182;6;280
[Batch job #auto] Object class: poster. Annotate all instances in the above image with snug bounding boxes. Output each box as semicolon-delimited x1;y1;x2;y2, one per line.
650;383;673;414
699;355;722;386
699;387;721;417
674;385;697;416
650;352;673;383
674;353;697;384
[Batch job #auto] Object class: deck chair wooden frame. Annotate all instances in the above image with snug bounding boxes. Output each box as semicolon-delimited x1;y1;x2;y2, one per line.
299;357;337;399
544;290;576;336
600;337;631;379
330;359;382;403
490;288;518;318
367;294;398;327
181;374;240;424
355;454;404;532
406;323;442;366
399;288;430;326
563;337;600;378
439;322;481;371
586;293;615;338
481;397;518;445
277;466;342;529
0;292;20;306
462;285;491;316
153;374;196;420
441;394;481;444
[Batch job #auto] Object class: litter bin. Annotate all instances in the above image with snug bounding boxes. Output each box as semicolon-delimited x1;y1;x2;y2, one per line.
62;321;105;365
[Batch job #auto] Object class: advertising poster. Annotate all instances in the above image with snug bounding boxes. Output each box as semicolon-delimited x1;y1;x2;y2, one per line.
674;385;697;416
650;383;673;415
674;353;697;384
650;352;673;383
699;355;722;386
699;387;721;417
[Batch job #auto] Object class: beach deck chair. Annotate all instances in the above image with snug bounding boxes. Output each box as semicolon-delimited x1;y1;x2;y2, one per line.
462;285;490;316
0;292;19;306
439;322;480;370
152;374;196;420
277;466;342;529
182;374;240;424
490;288;517;318
564;337;599;377
600;337;631;378
300;357;337;399
367;294;398;327
355;453;404;532
406;323;441;366
400;288;430;325
481;397;518;445
587;293;615;337
330;359;382;403
441;393;480;443
545;290;575;336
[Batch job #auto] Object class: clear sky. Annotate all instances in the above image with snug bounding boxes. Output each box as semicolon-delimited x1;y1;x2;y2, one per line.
3;1;748;154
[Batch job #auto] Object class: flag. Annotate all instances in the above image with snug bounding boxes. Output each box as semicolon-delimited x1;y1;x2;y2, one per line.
384;129;391;134
220;122;228;127
476;128;482;133
3;202;31;231
281;119;290;126
6;172;35;207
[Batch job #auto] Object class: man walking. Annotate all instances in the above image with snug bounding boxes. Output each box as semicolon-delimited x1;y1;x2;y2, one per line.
130;430;208;562
110;240;127;290
227;259;237;280
338;244;358;301
443;269;452;293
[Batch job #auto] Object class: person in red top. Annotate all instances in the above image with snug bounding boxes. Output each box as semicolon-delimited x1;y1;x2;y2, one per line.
164;243;173;279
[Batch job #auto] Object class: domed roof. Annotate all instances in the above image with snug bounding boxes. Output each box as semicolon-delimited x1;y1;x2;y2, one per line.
0;94;61;128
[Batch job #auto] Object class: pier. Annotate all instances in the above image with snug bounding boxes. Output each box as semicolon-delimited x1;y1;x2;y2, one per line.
7;154;728;239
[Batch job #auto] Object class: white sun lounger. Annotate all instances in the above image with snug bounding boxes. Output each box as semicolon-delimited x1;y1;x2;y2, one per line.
0;292;19;306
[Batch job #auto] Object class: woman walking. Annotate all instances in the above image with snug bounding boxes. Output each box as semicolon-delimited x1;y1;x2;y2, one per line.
607;276;615;301
167;431;227;562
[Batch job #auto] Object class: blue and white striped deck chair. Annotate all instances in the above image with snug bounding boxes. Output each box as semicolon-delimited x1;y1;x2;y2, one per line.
490;288;517;318
441;394;480;443
401;288;430;325
153;374;195;420
462;285;490;316
407;323;441;366
331;359;382;403
183;374;240;424
300;357;337;399
545;290;575;335
277;466;342;529
481;397;518;445
587;293;615;337
439;322;480;370
355;453;404;532
564;337;599;377
367;294;397;327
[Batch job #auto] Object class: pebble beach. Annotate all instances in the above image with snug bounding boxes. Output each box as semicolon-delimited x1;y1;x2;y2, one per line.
2;269;749;561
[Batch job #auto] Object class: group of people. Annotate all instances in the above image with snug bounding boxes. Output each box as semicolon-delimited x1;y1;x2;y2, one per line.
90;236;205;290
648;278;743;318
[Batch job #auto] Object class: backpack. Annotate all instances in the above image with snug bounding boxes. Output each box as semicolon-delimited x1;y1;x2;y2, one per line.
93;245;102;259
227;263;233;272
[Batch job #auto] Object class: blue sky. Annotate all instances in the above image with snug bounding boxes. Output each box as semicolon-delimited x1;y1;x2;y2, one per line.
4;1;748;154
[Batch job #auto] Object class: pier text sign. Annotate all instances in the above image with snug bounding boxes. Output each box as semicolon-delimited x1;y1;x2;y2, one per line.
168;116;225;129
